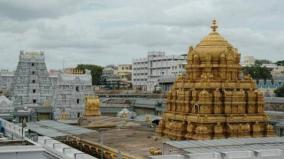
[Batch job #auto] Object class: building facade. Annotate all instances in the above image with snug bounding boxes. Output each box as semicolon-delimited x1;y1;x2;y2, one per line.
53;69;94;119
101;64;132;89
256;79;284;96
132;51;186;92
117;64;132;81
0;95;13;120
272;66;284;80
0;69;14;97
241;56;255;66
0;51;94;120
101;65;118;80
8;51;54;121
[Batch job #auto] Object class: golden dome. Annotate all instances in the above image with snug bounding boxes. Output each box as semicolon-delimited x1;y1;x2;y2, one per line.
197;19;232;48
197;31;232;48
190;19;238;64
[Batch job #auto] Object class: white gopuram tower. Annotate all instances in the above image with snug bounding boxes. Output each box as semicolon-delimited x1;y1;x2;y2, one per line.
11;51;53;110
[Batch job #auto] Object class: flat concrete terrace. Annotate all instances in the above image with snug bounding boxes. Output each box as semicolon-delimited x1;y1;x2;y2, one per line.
27;120;96;138
75;125;166;158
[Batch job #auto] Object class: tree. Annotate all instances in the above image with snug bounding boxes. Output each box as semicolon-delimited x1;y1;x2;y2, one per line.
242;65;272;81
76;64;103;85
276;60;284;66
255;59;272;66
275;85;284;97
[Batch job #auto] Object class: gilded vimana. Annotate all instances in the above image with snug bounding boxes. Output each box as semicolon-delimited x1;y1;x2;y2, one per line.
157;20;275;140
2;1;284;159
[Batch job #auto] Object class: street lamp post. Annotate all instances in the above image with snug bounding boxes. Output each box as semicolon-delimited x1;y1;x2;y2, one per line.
117;151;122;159
100;132;103;159
11;119;16;140
21;118;27;139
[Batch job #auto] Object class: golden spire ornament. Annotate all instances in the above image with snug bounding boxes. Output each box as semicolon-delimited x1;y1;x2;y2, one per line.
211;19;218;32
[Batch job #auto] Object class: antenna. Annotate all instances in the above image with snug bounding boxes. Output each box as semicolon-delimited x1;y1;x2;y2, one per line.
62;58;65;70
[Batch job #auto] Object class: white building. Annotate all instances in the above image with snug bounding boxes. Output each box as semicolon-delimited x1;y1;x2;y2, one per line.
151;137;284;159
0;96;13;114
262;63;278;69
242;55;256;66
101;65;118;80
272;66;284;80
117;64;132;81
0;51;94;120
11;51;54;108
53;70;94;119
132;51;186;92
242;56;256;66
0;70;14;96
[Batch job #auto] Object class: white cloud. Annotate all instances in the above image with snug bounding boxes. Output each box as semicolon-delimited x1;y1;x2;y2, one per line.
0;0;283;70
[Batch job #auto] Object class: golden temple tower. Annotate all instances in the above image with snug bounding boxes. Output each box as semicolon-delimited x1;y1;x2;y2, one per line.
84;96;101;117
156;20;275;140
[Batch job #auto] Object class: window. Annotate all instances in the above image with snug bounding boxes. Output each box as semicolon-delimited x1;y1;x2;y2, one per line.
32;80;36;83
76;99;80;104
76;86;79;92
33;89;36;93
31;63;34;66
32;71;35;75
33;99;36;103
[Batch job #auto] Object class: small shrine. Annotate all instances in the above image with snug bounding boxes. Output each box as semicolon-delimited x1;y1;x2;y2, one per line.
85;96;101;117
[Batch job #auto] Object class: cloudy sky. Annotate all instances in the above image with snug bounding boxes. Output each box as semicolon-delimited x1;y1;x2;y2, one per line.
0;0;283;70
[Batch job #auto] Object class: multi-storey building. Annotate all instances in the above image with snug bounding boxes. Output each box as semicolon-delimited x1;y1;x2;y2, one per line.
117;64;132;81
272;66;284;80
101;65;118;80
101;64;132;89
132;51;186;92
131;56;148;91
0;69;14;96
241;56;256;66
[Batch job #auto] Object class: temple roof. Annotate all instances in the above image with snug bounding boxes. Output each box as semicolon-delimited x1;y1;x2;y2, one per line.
190;19;239;63
196;19;233;48
20;51;45;61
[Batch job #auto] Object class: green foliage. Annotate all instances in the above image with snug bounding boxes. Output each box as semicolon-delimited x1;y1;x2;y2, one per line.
242;65;272;81
76;64;103;85
276;60;284;66
255;59;272;66
275;85;284;97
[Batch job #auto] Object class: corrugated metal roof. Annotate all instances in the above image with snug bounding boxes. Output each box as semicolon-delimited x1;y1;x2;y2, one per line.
265;97;284;103
165;137;284;149
154;137;284;159
27;120;95;137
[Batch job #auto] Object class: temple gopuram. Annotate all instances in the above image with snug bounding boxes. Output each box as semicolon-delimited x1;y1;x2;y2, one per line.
156;20;275;140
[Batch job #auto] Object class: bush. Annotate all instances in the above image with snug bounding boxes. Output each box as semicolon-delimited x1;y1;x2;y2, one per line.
275;85;284;97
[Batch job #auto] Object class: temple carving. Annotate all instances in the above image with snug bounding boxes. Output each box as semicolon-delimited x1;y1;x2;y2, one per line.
84;96;101;117
157;20;275;140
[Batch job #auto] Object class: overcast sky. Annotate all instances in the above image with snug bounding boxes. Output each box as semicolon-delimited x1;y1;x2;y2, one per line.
0;0;283;70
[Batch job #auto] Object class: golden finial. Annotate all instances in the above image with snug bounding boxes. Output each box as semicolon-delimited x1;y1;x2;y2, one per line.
211;19;218;32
